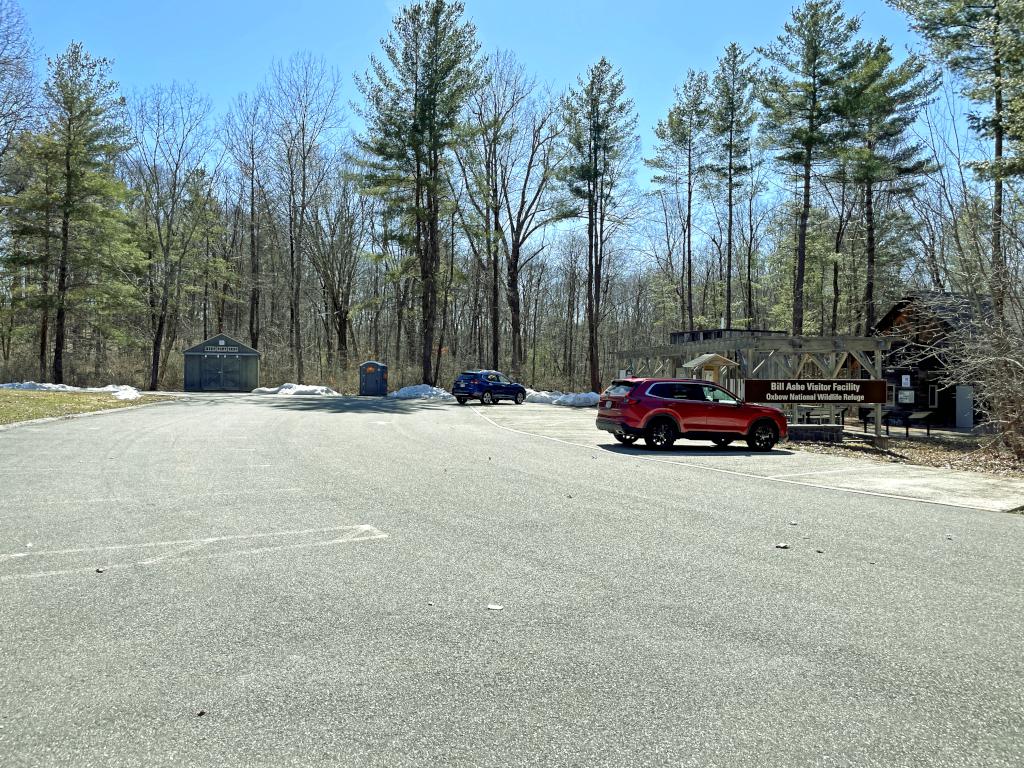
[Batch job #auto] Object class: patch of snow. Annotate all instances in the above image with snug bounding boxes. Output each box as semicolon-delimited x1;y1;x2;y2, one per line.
1;381;142;400
108;386;142;400
251;383;338;396
387;384;455;401
524;389;562;404
525;389;601;407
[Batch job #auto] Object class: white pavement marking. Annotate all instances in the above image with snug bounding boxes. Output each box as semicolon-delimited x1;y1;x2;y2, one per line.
138;543;207;565
769;467;867;479
0;468;65;472
3;487;305;506
0;525;385;561
0;525;388;580
471;408;993;511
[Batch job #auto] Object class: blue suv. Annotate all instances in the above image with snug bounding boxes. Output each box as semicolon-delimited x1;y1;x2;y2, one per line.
452;370;527;405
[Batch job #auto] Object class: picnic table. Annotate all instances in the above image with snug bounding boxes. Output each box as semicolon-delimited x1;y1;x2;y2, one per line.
860;408;935;437
796;406;848;425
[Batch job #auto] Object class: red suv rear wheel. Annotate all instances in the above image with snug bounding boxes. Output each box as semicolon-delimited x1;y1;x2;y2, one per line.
644;418;677;449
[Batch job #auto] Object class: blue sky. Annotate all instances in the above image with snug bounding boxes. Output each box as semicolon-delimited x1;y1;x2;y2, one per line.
24;0;922;166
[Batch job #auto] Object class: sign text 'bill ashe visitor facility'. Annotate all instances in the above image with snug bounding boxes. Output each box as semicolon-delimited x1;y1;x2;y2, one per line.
744;379;887;404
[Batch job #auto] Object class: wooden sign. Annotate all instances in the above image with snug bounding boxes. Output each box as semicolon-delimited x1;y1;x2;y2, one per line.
744;379;887;404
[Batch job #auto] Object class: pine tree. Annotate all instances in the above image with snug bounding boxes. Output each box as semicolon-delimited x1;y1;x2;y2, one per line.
1;131;61;381
33;43;135;383
888;0;1024;318
355;0;482;385
1007;1;1024;168
709;43;757;329
840;40;935;331
562;57;638;392
758;0;861;335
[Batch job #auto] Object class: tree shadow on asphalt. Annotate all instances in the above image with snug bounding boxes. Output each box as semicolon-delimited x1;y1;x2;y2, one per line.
183;394;454;416
596;442;795;458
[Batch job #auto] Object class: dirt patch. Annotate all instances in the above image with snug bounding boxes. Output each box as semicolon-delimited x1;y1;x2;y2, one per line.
791;431;1024;479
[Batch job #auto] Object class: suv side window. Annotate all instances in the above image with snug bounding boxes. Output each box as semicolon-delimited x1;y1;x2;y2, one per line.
703;385;738;404
676;383;706;401
497;374;511;384
647;383;674;399
485;373;498;382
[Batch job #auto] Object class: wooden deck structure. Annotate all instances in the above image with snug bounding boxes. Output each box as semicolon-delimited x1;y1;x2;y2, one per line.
614;331;893;441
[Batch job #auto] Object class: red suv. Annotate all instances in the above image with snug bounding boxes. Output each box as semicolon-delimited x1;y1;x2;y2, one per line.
596;378;787;451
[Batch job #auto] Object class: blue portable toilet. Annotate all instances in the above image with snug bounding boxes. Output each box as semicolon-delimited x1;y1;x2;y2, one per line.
359;361;388;396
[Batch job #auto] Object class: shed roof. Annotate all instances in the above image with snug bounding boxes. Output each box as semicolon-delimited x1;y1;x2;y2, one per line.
183;334;259;356
681;353;739;369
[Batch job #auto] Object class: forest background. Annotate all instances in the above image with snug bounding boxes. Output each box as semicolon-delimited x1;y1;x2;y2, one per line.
0;0;1021;413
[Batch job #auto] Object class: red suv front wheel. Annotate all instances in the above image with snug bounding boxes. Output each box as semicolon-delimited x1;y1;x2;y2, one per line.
746;421;779;451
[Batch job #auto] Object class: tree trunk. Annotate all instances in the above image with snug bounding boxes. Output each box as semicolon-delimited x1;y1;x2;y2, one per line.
336;308;348;369
507;243;523;378
420;153;441;386
991;30;1005;322
746;238;754;330
863;179;877;333
831;261;840;336
435;215;456;382
202;278;209;340
725;134;734;329
793;149;811;335
294;237;304;383
53;219;70;384
149;313;166;392
531;264;543;388
686;146;695;331
248;171;260;349
489;175;500;371
585;185;597;393
38;268;49;383
52;144;74;385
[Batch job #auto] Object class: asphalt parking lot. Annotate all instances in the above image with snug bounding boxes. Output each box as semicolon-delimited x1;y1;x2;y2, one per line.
475;402;1024;512
1;395;1022;767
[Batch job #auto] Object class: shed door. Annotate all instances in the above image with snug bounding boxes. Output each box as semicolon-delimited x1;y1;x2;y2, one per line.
201;356;241;390
220;357;240;390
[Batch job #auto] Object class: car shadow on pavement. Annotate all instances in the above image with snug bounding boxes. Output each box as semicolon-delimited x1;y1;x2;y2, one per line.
597;442;795;458
451;401;522;408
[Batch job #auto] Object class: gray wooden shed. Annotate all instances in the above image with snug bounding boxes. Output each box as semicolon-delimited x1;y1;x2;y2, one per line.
183;334;260;392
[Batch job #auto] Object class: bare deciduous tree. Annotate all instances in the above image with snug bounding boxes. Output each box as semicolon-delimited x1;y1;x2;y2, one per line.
0;0;34;158
269;52;341;383
223;89;269;350
127;82;215;390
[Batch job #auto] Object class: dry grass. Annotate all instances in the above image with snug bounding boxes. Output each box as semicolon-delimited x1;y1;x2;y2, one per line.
791;431;1024;479
0;391;174;426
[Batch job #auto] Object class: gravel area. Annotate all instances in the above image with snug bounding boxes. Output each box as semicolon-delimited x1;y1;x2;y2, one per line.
791;431;1024;479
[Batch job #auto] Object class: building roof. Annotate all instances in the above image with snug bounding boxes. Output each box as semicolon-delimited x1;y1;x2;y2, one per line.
873;292;993;336
183;334;259;356
681;353;739;369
